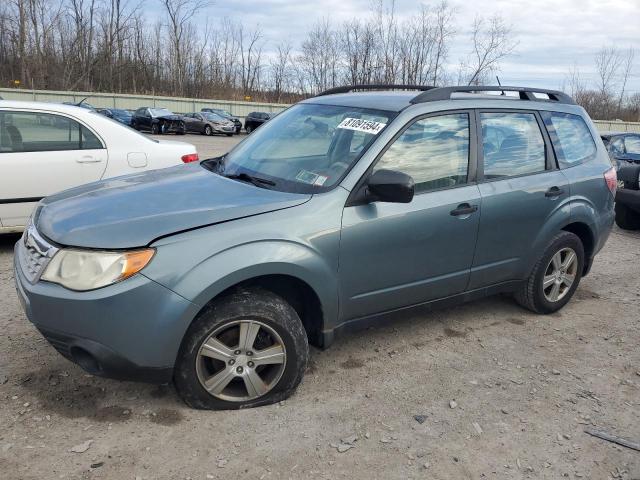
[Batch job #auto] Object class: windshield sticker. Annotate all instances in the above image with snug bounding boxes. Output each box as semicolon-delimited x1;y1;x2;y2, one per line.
296;170;328;186
337;117;387;135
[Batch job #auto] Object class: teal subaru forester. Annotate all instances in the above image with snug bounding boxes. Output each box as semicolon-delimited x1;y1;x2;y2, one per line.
14;85;616;409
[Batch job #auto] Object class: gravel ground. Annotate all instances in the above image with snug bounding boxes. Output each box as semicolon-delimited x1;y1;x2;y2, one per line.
0;135;639;479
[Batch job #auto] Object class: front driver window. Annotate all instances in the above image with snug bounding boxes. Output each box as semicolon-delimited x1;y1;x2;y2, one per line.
373;113;470;193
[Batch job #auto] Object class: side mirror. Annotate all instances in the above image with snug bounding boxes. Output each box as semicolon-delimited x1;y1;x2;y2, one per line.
367;169;414;203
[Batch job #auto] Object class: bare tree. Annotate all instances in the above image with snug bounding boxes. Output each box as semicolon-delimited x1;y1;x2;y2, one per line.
617;47;635;116
461;15;517;86
269;40;292;102
161;0;210;96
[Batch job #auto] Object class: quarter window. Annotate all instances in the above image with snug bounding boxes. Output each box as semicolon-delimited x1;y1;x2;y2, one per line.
0;111;104;153
480;112;546;178
374;113;469;193
541;111;597;168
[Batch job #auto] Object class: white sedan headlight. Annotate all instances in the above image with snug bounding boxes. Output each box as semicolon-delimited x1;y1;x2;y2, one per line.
41;249;155;291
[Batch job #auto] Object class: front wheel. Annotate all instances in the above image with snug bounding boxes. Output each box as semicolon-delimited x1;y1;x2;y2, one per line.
151;123;159;135
245;125;252;134
204;125;212;136
515;231;584;314
174;288;309;410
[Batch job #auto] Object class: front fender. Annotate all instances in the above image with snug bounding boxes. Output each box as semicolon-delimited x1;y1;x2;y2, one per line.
180;240;339;323
144;236;340;333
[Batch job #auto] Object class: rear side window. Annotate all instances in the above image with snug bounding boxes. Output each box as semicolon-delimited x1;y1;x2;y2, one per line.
480;112;546;178
0;111;104;153
541;112;597;168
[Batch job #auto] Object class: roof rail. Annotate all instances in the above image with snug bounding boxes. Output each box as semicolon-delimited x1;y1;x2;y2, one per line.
316;84;435;97
410;86;576;105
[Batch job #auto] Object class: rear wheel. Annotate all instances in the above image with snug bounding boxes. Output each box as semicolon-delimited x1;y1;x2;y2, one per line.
515;231;584;314
615;203;640;230
174;288;308;410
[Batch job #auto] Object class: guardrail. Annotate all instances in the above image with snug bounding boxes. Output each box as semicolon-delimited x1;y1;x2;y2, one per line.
0;88;289;122
1;87;639;131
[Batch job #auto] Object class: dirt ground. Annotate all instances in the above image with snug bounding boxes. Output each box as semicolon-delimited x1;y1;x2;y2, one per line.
1;134;639;480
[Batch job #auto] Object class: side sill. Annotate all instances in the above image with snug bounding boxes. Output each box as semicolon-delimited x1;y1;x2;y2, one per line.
321;280;524;348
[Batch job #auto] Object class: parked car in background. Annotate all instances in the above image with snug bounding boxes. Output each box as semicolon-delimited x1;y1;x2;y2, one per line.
613;162;640;230
601;132;640;169
244;111;272;133
97;108;133;126
0;100;198;231
183;112;235;136
132;107;186;135
13;85;615;410
201;108;242;134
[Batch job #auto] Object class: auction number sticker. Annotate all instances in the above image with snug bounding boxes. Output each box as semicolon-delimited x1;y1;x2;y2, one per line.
337;118;387;135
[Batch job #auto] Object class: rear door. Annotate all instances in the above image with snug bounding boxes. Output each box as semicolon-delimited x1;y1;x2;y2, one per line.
0;110;107;227
468;109;570;289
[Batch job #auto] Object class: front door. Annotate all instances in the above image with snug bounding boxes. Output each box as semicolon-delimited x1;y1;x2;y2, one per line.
0;110;107;227
339;112;481;320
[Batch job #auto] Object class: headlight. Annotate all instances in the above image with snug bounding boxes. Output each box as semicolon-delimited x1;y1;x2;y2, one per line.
41;248;155;291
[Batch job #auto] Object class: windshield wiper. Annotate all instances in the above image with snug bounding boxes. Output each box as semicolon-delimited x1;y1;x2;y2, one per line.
224;172;276;188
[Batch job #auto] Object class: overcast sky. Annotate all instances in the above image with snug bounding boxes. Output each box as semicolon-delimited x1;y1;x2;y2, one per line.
201;0;639;93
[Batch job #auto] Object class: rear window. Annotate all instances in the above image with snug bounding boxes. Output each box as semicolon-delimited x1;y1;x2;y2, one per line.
541;112;597;168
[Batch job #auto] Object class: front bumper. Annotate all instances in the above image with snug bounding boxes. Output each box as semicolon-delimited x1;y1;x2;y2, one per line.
213;124;235;134
14;244;200;383
616;188;640;212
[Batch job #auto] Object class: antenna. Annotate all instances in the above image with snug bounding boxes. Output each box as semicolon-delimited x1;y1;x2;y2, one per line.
496;76;505;96
76;96;90;106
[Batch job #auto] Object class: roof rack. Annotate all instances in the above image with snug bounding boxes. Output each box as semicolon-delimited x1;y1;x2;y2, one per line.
411;86;575;105
316;84;435;97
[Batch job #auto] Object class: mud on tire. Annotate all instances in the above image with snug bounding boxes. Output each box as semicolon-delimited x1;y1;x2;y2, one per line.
174;288;309;410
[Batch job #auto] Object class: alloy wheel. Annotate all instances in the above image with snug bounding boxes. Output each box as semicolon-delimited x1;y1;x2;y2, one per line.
195;320;287;402
542;247;578;302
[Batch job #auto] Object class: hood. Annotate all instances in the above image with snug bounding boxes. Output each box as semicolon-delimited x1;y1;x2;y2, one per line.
155;114;183;121
37;163;311;249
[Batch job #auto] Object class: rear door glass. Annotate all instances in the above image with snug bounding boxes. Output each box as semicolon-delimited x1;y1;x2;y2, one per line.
480;112;546;178
0;111;104;153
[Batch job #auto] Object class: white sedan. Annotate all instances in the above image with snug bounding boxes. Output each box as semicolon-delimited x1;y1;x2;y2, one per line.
0;100;199;232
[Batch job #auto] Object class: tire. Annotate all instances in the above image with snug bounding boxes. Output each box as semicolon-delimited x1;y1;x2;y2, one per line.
226;133;233;137
174;288;309;410
515;231;584;314
204;125;212;136
245;125;252;134
615;202;640;230
151;123;159;135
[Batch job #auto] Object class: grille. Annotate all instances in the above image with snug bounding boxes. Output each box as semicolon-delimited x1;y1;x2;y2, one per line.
18;225;58;283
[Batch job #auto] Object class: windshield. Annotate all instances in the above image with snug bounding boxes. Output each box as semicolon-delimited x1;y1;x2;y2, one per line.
625;136;640;154
205;103;394;193
149;108;174;117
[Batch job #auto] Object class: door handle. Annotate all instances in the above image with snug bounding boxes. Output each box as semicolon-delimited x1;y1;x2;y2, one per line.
76;155;101;163
450;203;478;216
545;186;564;198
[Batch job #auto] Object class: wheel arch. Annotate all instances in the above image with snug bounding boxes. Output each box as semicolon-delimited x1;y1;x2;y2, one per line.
561;221;595;275
202;274;326;348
